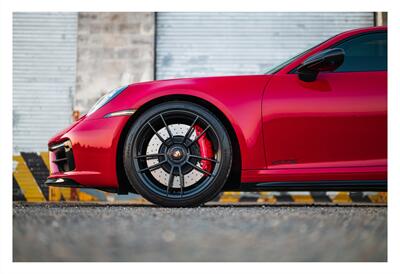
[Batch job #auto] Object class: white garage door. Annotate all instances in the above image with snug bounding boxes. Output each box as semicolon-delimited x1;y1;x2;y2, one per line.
156;12;374;80
13;13;78;152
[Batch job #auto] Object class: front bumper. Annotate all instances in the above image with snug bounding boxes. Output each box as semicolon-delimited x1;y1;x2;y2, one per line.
47;115;131;189
45;177;81;187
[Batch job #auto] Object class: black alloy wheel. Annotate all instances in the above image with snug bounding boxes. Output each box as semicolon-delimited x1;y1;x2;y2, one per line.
123;101;232;207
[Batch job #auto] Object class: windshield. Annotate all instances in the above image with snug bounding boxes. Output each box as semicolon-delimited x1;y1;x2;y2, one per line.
264;49;313;74
264;35;338;74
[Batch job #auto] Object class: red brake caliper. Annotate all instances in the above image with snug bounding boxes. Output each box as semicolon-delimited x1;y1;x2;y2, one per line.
193;125;214;175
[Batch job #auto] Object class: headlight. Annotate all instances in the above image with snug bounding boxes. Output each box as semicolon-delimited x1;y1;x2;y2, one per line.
87;85;127;116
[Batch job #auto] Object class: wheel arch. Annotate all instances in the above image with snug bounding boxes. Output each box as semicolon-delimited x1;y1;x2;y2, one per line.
116;94;242;194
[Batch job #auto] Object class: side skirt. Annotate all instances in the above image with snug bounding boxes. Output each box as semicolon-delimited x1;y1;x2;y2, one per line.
240;180;387;192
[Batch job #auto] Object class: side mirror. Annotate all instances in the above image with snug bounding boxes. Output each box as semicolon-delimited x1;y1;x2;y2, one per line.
297;48;345;82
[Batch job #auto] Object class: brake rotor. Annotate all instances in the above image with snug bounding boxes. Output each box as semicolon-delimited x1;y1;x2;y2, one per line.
146;124;204;188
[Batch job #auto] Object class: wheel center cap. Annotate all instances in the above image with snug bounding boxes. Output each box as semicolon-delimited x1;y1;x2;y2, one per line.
168;146;186;162
172;149;183;159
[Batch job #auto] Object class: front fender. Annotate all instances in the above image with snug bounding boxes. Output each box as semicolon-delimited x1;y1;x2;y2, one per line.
89;75;271;170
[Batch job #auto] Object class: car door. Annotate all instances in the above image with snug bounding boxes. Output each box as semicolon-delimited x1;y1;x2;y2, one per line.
262;31;387;170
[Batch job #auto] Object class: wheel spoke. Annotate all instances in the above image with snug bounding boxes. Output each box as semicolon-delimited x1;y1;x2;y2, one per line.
139;160;167;173
166;166;175;196
186;161;212;176
136;110;221;200
182;115;199;144
133;153;165;159
188;125;210;147
147;122;167;145
160;114;173;140
178;166;184;197
188;154;218;163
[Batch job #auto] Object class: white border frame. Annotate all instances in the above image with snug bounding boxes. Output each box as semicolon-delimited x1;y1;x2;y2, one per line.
1;0;398;273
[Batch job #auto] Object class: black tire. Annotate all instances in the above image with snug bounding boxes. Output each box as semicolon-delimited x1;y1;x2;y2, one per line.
123;101;232;207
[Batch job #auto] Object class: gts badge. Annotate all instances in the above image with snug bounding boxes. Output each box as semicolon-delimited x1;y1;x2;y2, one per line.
271;159;297;165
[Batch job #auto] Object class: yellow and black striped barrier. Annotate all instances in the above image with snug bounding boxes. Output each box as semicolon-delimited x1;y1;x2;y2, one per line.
216;191;387;204
13;152;97;202
13;152;387;204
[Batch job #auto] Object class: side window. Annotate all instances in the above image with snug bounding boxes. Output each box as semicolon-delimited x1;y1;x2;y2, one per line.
334;32;387;72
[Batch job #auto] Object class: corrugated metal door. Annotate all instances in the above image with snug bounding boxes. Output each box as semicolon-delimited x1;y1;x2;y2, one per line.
13;12;77;152
156;12;374;80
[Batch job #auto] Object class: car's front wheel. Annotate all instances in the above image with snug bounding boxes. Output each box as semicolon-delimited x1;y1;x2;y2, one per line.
123;101;232;207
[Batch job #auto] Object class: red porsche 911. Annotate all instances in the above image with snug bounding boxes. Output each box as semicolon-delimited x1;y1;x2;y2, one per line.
46;26;387;207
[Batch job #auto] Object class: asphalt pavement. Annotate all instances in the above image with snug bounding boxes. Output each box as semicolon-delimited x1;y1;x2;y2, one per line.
13;202;387;262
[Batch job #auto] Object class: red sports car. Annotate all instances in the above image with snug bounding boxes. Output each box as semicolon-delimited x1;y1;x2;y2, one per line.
46;26;387;207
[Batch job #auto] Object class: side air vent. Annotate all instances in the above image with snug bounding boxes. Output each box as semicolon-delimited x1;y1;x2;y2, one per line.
49;140;75;172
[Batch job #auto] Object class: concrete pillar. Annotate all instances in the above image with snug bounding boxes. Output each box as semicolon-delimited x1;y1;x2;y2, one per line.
75;12;155;113
375;12;387;26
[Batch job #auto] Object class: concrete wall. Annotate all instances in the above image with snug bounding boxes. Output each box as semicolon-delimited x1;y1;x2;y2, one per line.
75;12;155;113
